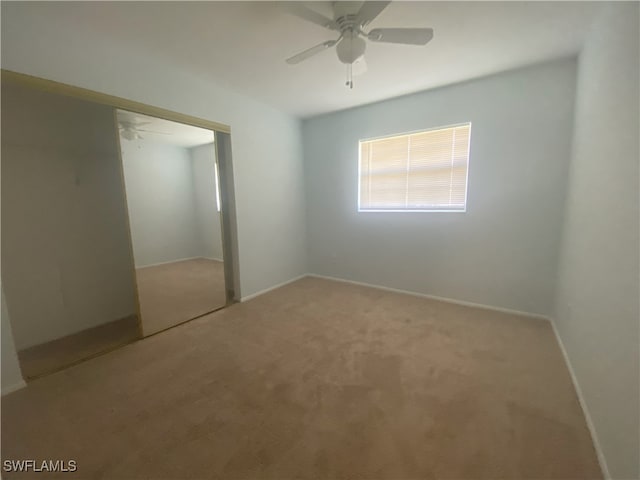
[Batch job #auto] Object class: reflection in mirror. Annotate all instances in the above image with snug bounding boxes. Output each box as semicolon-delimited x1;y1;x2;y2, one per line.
1;83;140;379
117;110;226;336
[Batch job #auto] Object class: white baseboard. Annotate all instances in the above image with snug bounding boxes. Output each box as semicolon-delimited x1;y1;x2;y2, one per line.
2;379;26;396
550;320;610;479
307;273;550;321
204;257;224;263
136;256;203;269
136;256;222;269
242;272;549;321
240;274;308;302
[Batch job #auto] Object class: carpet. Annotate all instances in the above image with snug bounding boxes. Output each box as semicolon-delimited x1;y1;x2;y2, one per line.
1;277;601;479
135;258;226;336
17;315;139;380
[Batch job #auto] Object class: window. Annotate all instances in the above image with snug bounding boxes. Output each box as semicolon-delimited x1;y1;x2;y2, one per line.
214;161;221;212
358;123;471;212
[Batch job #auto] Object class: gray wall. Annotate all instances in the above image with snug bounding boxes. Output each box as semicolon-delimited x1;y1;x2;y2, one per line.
302;59;577;316
191;143;224;261
121;139;201;267
1;83;137;350
554;4;639;479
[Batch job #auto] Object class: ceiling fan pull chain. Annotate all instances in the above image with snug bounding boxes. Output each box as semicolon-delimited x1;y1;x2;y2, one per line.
346;63;354;89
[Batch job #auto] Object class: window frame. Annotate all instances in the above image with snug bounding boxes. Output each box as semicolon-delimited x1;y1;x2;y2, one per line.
357;122;472;213
214;160;222;213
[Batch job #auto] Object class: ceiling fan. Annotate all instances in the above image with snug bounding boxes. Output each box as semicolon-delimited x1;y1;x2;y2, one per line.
118;115;172;141
285;1;434;88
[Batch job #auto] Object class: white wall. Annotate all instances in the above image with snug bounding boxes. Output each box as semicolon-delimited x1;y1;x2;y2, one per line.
190;143;224;261
121;140;224;267
0;2;307;300
1;83;137;350
1;286;25;395
554;4;639;479
303;59;577;316
121;139;201;267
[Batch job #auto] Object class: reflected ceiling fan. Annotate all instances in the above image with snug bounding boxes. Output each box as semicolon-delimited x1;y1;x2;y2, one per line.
285;1;434;88
118;114;172;141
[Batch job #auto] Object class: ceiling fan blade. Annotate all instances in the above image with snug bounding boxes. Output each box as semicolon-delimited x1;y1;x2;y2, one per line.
119;120;151;128
286;3;338;31
356;1;391;27
368;27;434;45
286;40;338;64
134;129;172;135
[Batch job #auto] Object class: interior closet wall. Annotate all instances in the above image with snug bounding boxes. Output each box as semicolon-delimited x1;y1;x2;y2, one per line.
1;83;137;350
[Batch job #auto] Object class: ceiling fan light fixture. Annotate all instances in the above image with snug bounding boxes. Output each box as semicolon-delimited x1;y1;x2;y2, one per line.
121;128;140;141
336;32;366;64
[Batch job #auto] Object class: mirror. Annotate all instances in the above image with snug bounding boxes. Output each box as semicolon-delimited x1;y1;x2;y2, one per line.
1;83;142;379
117;110;226;336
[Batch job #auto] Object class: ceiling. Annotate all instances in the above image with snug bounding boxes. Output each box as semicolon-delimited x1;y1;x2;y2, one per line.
117;110;214;148
2;2;601;118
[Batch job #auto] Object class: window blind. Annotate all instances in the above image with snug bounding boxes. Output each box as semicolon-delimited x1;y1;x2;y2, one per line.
359;123;471;211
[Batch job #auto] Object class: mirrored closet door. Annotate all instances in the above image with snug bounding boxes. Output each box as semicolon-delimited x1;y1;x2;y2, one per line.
2;73;236;380
1;83;141;379
116;110;227;336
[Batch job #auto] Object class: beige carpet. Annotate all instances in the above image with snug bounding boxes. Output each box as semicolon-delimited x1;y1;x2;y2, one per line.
136;258;226;336
2;277;601;479
17;315;139;380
